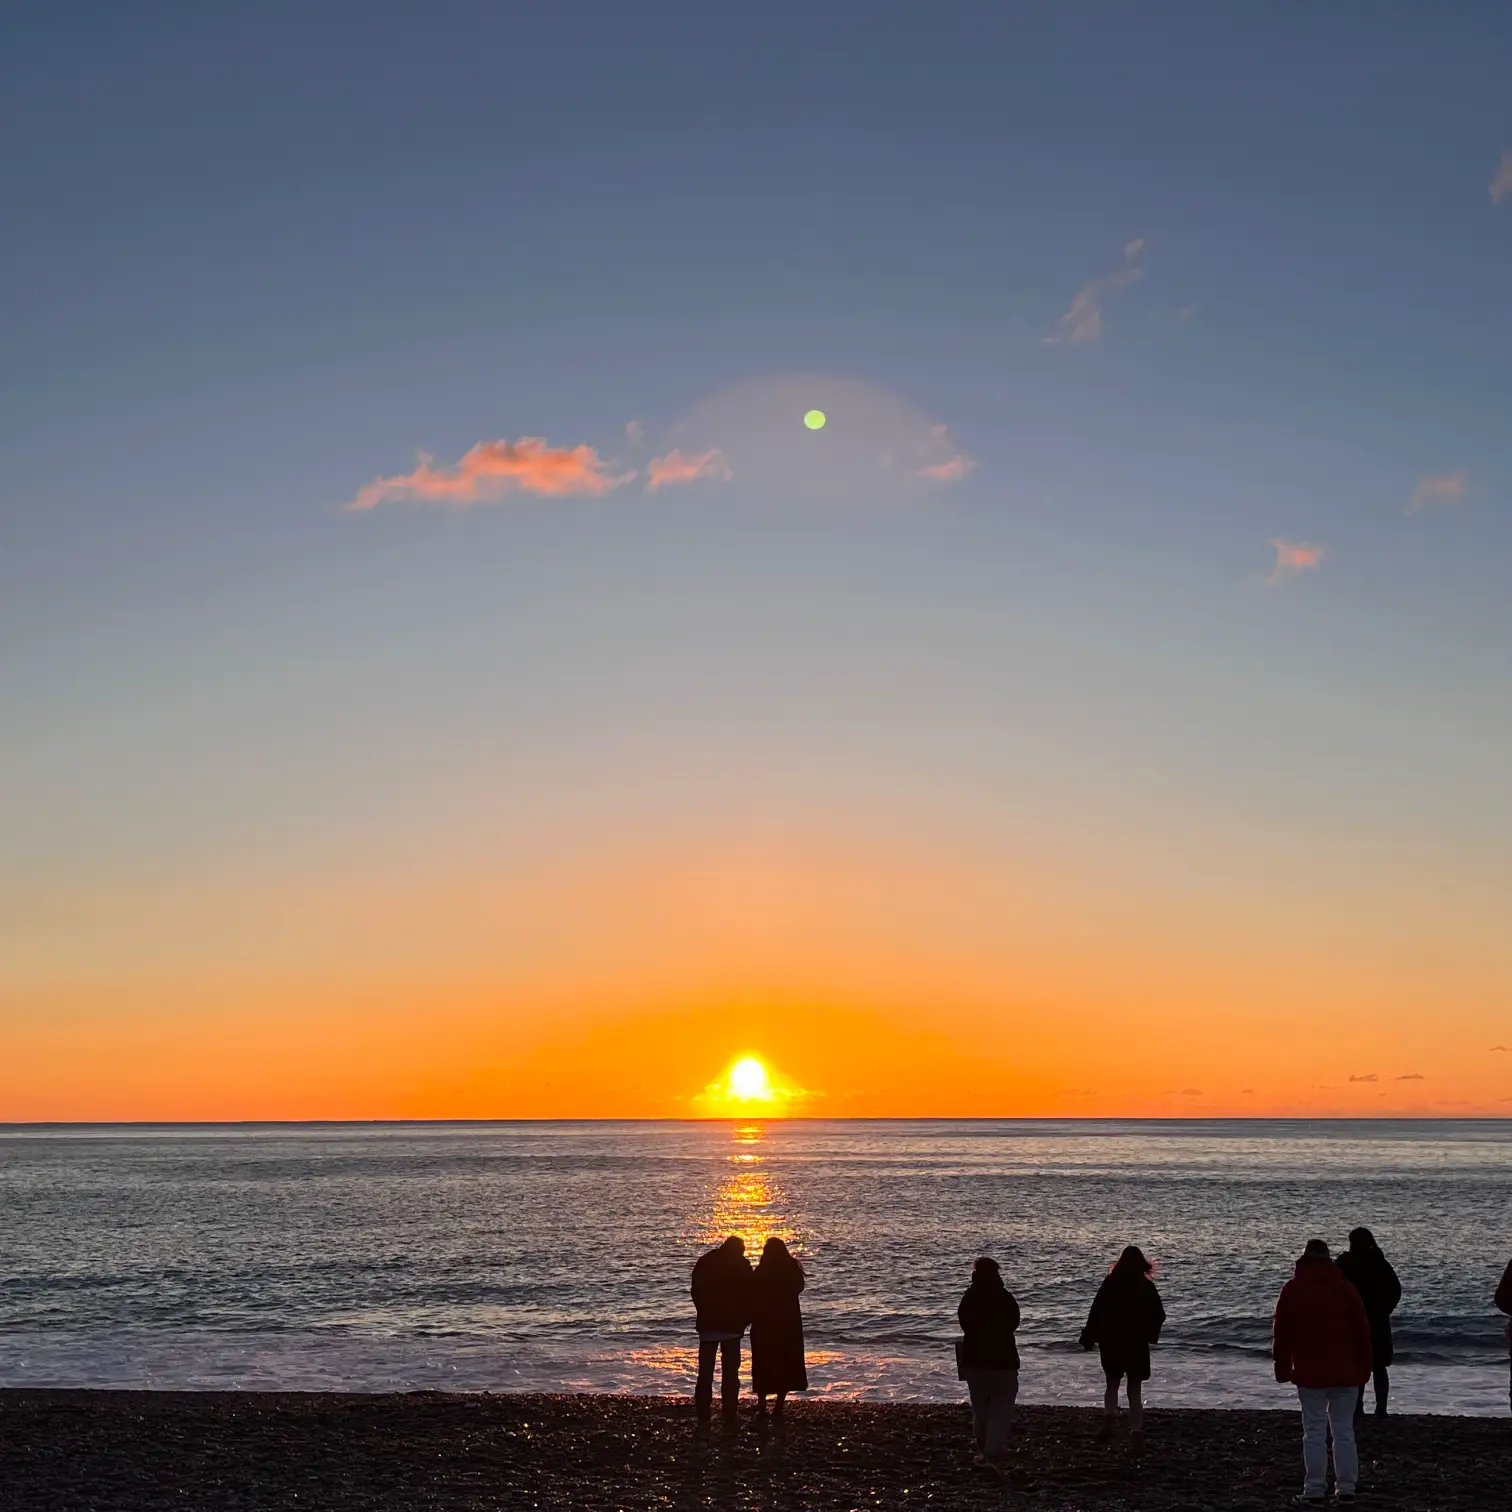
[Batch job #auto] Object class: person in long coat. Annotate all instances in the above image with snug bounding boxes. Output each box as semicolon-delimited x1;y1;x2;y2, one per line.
1079;1245;1166;1455
1335;1227;1402;1417
750;1236;808;1412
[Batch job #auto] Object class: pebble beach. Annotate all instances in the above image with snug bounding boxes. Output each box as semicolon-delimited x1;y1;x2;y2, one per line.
3;1391;1508;1512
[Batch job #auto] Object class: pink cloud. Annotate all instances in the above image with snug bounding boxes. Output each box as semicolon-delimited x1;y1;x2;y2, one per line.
643;448;733;490
1409;469;1469;512
1047;239;1146;345
918;453;976;482
1268;538;1325;584
1490;149;1512;206
347;438;631;510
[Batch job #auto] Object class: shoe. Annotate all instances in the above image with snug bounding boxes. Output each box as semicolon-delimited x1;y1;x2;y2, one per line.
1334;1495;1357;1505
1095;1418;1115;1442
1290;1498;1325;1508
1129;1429;1144;1458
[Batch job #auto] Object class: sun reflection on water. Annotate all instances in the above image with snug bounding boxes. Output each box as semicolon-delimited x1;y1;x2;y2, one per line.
699;1123;803;1255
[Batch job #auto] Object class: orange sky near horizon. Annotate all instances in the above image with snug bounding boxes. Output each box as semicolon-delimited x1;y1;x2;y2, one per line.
5;821;1510;1122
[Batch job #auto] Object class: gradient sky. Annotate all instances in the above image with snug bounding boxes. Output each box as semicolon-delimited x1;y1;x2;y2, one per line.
4;3;1511;1120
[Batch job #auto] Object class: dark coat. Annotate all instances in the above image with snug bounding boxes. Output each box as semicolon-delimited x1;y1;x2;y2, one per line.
1495;1257;1512;1356
750;1254;808;1395
1273;1254;1373;1389
1336;1244;1402;1368
691;1243;754;1336
958;1278;1021;1371
1080;1274;1165;1383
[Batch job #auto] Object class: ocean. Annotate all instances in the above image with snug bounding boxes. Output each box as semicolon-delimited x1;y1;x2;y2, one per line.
2;1120;1509;1413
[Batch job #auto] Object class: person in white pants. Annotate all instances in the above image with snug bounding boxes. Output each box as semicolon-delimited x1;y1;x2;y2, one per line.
1272;1238;1373;1508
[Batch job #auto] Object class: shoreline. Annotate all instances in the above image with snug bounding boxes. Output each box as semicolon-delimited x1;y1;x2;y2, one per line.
4;1391;1509;1510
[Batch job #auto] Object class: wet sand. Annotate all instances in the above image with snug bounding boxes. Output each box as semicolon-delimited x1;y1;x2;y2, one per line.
1;1390;1507;1511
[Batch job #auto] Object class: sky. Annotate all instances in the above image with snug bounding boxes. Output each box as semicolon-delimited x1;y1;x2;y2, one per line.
3;3;1511;1120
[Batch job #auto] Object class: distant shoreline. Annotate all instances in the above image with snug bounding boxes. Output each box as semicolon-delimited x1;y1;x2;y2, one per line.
3;1391;1507;1511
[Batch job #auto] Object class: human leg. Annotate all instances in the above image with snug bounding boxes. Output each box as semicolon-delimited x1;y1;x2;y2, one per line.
718;1337;742;1414
1372;1366;1389;1416
1097;1370;1120;1439
964;1369;990;1451
1296;1387;1329;1500
694;1339;719;1416
983;1370;1018;1458
1127;1378;1144;1434
1325;1386;1359;1495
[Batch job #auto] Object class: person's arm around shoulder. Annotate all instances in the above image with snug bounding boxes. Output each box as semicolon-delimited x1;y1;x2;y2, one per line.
1272;1283;1294;1383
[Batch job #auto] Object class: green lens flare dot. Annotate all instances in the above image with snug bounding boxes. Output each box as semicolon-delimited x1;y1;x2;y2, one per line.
803;409;827;430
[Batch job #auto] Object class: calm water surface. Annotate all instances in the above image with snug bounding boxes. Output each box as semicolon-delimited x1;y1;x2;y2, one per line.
2;1120;1509;1412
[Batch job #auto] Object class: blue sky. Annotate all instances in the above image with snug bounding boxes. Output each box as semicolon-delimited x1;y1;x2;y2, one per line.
3;3;1511;1115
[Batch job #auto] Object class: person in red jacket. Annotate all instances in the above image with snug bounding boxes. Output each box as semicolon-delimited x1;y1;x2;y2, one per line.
1496;1255;1512;1414
1273;1238;1373;1508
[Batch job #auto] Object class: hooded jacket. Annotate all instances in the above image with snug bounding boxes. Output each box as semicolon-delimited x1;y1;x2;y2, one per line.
691;1242;754;1336
1273;1252;1373;1389
958;1275;1021;1370
1336;1240;1402;1365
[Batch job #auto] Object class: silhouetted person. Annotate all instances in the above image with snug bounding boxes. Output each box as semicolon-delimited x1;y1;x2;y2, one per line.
691;1235;754;1420
1496;1254;1512;1414
1336;1227;1401;1416
750;1236;807;1414
957;1256;1020;1464
1079;1245;1165;1455
1273;1238;1372;1508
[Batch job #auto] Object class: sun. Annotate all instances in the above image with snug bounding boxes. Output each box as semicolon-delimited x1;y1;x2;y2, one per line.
729;1056;773;1102
692;1054;806;1116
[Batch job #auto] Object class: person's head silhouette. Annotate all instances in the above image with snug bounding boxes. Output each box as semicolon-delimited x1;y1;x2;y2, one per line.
1348;1227;1377;1252
723;1235;745;1256
1111;1245;1154;1279
971;1256;1002;1287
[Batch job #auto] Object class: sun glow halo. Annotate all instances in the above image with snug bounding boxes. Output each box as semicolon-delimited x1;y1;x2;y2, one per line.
729;1056;773;1102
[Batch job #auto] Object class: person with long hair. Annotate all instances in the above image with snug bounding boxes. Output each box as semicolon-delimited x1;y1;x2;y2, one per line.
1079;1245;1166;1455
750;1236;808;1414
956;1256;1021;1464
1335;1227;1401;1417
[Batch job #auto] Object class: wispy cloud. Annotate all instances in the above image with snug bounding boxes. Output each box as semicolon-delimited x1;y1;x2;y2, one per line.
1047;239;1146;345
1349;1073;1379;1083
1491;149;1512;206
624;419;645;445
643;448;733;491
347;438;631;510
1491;1045;1512;1053
1409;469;1469;512
1268;538;1325;584
918;453;976;482
1395;1073;1425;1081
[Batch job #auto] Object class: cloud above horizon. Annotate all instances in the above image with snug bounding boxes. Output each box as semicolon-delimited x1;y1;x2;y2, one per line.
1395;1073;1425;1081
1491;149;1512;206
347;438;632;510
643;448;733;490
1349;1073;1378;1083
1268;539;1325;584
1409;469;1469;512
1047;239;1146;345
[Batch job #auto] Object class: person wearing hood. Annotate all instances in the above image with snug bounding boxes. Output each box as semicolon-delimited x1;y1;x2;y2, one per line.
749;1236;808;1414
956;1256;1021;1464
691;1235;755;1420
1273;1238;1373;1508
1335;1227;1401;1416
1079;1245;1166;1455
1495;1254;1512;1414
